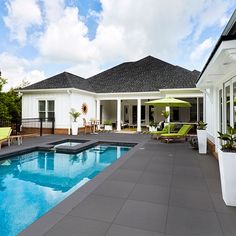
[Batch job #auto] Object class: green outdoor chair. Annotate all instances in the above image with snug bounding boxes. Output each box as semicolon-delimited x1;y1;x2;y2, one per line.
150;123;175;139
160;124;192;143
0;127;12;149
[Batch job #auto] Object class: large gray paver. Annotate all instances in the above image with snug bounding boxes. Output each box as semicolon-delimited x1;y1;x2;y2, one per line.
105;224;164;236
169;187;214;211
44;216;110;236
68;194;125;222
166;206;224;236
92;180;135;199
114;200;168;233
108;169;142;183
128;183;170;205
138;171;172;187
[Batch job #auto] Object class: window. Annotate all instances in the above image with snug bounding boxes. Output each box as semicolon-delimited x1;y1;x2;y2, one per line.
38;100;55;119
39;100;46;118
225;85;230;127
47;100;55;119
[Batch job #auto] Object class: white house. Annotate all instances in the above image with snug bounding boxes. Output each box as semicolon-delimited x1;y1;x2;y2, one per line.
20;56;203;134
197;10;236;156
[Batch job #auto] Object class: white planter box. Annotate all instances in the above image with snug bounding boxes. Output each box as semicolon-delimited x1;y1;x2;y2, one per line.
218;148;236;206
149;126;157;132
71;122;78;135
104;125;112;131
197;130;207;154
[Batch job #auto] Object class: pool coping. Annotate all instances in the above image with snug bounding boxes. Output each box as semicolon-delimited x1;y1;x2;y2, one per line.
2;137;145;236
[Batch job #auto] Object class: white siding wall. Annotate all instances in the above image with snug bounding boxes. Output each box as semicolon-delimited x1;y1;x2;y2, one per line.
22;90;96;129
70;91;96;127
22;92;70;129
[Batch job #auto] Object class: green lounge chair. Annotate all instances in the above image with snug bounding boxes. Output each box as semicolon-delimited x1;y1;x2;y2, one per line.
160;124;192;143
150;123;175;139
0;127;12;149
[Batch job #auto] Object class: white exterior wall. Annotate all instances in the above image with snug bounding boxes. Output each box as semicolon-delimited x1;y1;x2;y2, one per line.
69;91;96;128
21;88;203;130
21;89;96;130
22;91;70;129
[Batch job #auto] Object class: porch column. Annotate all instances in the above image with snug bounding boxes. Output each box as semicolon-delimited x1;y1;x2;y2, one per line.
96;99;100;126
197;97;200;121
117;99;121;131
137;99;141;132
166;106;170;123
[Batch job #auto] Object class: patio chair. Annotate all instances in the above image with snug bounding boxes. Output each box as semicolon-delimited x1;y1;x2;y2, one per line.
150;123;175;139
83;118;92;134
0;127;12;149
160;124;192;143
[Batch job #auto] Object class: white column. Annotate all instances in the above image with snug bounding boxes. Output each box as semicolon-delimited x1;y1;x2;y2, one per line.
166;106;170;123
96;100;100;121
197;97;200;122
117;99;121;131
145;104;149;125
137;99;141;132
96;100;100;129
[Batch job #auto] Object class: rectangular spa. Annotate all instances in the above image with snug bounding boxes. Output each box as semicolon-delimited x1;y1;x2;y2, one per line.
0;144;132;236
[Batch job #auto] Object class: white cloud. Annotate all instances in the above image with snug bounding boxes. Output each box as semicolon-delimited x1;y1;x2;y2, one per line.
38;7;98;63
190;38;215;61
2;0;235;84
4;0;42;44
0;53;45;91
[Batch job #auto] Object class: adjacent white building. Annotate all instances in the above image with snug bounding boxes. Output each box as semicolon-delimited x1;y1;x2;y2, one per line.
20;56;203;134
197;10;236;155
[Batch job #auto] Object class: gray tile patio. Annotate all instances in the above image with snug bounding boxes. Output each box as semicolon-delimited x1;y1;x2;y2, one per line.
1;133;236;236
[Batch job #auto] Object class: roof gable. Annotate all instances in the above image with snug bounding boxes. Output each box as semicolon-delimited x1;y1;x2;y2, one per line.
22;56;200;93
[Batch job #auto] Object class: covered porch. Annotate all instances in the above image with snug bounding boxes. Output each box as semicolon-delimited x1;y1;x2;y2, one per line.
95;90;203;132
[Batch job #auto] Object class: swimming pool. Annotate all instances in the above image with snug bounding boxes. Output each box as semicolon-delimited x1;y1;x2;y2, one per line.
54;141;81;147
0;144;131;236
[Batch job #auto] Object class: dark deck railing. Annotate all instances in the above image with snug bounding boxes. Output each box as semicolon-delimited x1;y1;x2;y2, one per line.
0;118;55;136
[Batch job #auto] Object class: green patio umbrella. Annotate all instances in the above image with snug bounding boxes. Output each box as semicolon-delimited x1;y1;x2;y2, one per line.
145;97;191;133
145;97;191;108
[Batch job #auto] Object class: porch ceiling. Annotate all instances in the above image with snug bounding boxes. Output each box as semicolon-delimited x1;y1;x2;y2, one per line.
197;40;236;88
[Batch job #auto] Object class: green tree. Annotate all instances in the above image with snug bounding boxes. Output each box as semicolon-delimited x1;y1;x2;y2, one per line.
0;75;22;122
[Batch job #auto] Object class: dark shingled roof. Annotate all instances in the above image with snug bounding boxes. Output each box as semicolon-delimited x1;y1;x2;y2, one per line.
22;56;200;93
22;72;95;92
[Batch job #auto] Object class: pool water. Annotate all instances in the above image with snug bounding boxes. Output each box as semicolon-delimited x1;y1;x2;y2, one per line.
54;141;81;147
0;145;131;236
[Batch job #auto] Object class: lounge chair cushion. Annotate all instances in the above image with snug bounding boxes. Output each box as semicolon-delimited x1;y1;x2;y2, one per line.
151;123;175;135
160;124;192;138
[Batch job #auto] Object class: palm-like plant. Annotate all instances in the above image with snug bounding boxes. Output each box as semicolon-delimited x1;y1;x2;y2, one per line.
161;110;169;120
69;108;81;122
197;121;207;130
218;126;236;151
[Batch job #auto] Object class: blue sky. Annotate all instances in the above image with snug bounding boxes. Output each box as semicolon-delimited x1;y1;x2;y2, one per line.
0;0;235;90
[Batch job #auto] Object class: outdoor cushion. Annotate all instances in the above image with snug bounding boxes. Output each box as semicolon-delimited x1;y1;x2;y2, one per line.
151;123;175;135
160;124;192;138
0;127;12;140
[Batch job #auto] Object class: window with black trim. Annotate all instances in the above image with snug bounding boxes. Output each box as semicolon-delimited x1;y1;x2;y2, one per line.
38;100;55;119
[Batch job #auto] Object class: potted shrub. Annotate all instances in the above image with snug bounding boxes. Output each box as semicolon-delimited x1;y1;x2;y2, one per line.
69;108;81;135
161;110;170;124
197;121;207;154
104;120;113;131
218;126;236;206
149;121;159;132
